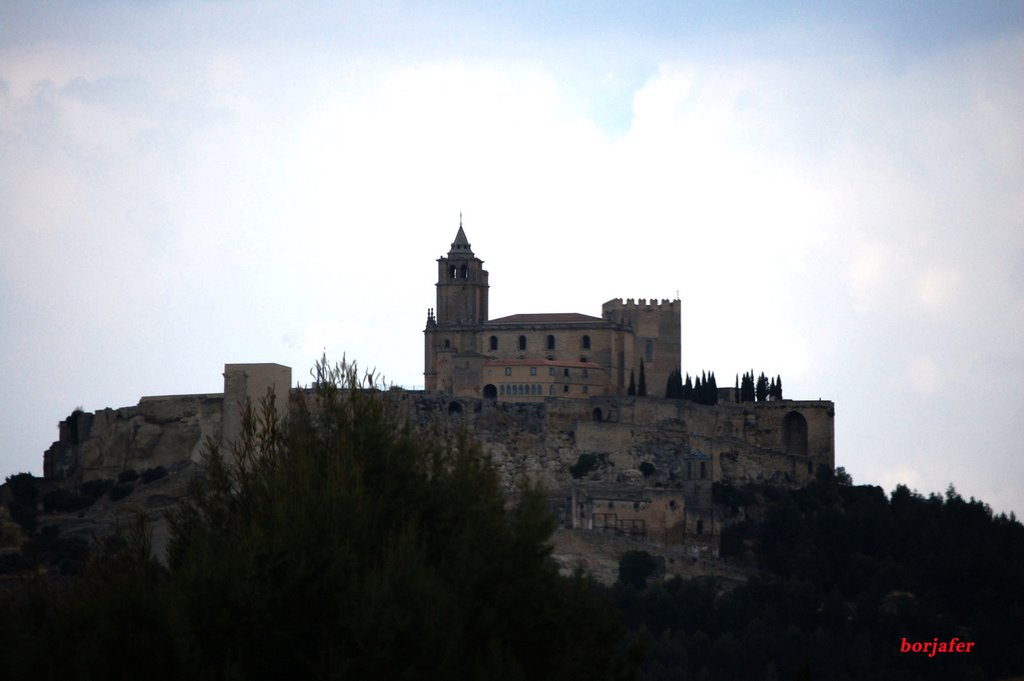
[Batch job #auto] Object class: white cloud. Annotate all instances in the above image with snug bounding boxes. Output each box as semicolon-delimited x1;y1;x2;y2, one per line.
0;7;1021;517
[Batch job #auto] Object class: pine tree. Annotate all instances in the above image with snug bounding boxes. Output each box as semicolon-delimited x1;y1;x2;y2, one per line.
638;360;647;397
627;369;636;396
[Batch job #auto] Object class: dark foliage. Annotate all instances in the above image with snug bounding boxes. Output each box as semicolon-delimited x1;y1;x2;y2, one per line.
610;475;1024;680
571;453;602;479
755;372;769;402
118;469;140;483
5;472;38;531
739;370;783;402
0;357;631;681
740;371;755;403
42;487;93;513
665;369;684;399
679;371;719;405
619;550;658;589
108;482;134;500
638;360;647;397
140;466;168;484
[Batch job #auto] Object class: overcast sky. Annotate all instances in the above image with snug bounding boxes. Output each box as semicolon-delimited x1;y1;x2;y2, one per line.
2;1;1022;516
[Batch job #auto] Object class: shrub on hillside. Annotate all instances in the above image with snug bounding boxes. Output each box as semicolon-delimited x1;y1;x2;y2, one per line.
141;466;167;484
118;469;140;483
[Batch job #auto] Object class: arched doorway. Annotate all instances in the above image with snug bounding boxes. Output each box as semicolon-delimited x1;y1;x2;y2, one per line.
482;384;497;400
783;411;808;456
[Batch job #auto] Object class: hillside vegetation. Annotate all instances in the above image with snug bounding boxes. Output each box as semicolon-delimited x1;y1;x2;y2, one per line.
605;473;1024;680
0;359;631;680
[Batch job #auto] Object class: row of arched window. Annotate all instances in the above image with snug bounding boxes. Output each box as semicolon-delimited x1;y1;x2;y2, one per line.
500;383;588;396
501;384;541;396
489;334;591;351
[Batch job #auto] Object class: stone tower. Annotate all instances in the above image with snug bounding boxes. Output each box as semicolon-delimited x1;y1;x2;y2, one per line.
435;223;489;325
424;221;489;391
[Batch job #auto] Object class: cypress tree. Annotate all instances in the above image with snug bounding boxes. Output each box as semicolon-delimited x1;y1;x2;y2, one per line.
683;373;693;401
735;374;740;403
756;372;769;402
708;372;718;405
666;368;683;399
638;360;647;397
776;374;783;400
627;369;636;396
740;371;754;403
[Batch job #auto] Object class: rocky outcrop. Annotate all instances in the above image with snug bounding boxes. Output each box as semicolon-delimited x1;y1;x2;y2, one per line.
44;395;222;484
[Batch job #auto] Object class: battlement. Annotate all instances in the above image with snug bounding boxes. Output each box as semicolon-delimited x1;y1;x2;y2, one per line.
601;297;681;321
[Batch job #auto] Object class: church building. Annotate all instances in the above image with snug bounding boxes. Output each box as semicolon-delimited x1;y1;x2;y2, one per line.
424;224;681;400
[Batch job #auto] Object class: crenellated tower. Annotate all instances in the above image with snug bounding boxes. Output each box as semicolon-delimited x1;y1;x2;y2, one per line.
602;297;682;397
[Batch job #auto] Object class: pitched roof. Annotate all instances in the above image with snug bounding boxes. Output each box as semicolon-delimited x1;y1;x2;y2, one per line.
487;312;604;325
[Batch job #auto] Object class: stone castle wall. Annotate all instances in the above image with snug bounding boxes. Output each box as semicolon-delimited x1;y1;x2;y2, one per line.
41;365;834;547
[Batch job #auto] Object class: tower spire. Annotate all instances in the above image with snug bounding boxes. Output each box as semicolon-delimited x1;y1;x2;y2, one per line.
449;215;472;256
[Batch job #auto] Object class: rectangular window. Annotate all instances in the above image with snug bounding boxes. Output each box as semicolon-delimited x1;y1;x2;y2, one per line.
530;367;537;376
582;385;589;394
564;368;570;377
549;367;556;376
700;461;707;479
504;367;511;376
582;368;589;378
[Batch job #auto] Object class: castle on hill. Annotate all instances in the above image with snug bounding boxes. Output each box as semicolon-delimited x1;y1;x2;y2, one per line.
424;224;680;400
38;222;836;550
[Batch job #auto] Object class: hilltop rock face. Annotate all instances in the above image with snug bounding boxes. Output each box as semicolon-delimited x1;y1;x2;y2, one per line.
33;387;833;556
394;392;834;495
44;395;222;484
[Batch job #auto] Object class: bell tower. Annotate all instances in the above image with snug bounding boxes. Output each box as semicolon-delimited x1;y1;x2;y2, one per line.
424;218;489;391
435;220;489;325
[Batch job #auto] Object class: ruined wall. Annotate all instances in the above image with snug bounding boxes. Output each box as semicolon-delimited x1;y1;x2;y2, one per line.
43;394;223;483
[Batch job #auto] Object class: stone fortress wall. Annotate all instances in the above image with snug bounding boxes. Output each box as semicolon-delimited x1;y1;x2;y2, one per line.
42;364;834;549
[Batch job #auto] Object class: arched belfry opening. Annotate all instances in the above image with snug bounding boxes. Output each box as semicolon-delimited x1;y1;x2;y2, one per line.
783;411;808;456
